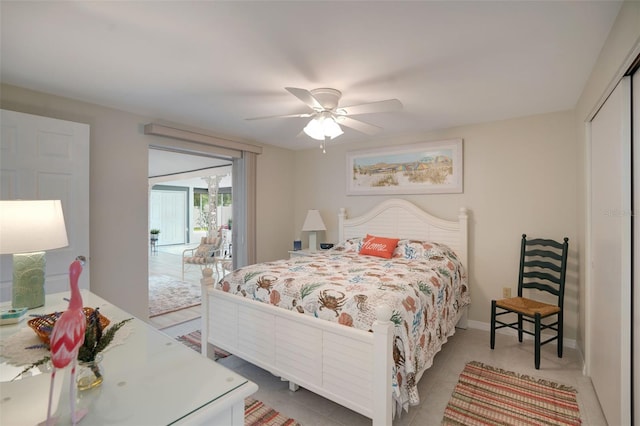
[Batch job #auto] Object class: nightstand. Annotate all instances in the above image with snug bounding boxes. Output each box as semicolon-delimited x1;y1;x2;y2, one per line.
288;249;319;258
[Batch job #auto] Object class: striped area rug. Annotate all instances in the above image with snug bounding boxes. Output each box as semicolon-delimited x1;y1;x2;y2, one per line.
442;361;581;425
245;398;301;426
175;330;231;359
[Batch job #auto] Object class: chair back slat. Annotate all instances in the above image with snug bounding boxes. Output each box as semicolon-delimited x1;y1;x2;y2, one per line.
524;248;563;262
522;270;561;285
518;234;569;307
522;281;560;296
525;238;565;250
523;259;562;273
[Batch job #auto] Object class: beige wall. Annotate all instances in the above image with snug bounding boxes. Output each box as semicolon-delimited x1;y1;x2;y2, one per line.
293;111;580;339
0;84;296;319
256;142;295;262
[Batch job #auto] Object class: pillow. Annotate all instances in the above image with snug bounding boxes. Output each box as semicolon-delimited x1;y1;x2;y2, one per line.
194;237;221;258
394;239;452;260
332;237;364;253
359;234;399;259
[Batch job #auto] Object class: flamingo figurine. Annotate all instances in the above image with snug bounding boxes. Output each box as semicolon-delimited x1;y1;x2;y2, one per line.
45;256;87;426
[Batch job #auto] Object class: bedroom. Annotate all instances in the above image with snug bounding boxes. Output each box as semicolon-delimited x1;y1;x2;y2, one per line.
0;1;638;425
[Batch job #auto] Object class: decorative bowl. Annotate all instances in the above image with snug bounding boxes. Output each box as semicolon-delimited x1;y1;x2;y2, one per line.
28;307;110;345
320;243;334;250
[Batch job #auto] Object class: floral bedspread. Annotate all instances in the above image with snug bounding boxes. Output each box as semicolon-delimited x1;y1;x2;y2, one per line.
215;238;469;413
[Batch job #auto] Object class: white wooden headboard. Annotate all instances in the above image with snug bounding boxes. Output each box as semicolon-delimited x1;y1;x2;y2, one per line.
338;198;469;269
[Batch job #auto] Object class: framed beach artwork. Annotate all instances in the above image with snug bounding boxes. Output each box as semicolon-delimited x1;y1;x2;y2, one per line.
346;139;463;195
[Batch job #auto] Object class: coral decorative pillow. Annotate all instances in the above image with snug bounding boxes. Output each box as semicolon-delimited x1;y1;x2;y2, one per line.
359;234;400;259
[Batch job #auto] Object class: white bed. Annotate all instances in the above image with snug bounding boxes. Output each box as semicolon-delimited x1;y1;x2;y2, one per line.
201;198;469;425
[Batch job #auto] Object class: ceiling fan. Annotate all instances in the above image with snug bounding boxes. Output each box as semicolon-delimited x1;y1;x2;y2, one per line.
246;87;402;144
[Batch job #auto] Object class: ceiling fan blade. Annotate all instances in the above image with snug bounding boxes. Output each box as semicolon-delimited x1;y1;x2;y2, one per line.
245;112;314;120
285;87;323;110
339;99;402;116
337;116;382;135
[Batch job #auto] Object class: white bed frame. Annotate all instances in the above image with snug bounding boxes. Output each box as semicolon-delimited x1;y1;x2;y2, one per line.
202;198;468;425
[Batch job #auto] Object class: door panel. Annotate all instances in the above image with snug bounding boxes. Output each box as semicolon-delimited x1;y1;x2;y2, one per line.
150;189;187;245
633;69;639;425
589;77;632;426
0;109;90;299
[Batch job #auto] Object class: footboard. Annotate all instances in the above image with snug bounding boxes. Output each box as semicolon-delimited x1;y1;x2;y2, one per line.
202;286;394;426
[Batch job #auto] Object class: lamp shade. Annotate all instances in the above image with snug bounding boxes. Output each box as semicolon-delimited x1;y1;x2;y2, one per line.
302;209;326;232
0;200;69;254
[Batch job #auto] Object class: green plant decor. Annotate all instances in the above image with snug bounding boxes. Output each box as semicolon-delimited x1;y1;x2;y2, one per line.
150;229;161;235
78;309;132;363
14;309;132;381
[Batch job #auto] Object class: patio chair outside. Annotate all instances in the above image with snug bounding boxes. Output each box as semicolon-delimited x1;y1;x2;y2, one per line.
182;235;223;280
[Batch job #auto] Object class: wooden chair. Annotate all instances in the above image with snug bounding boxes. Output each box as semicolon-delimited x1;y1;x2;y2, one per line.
490;234;569;369
182;235;223;280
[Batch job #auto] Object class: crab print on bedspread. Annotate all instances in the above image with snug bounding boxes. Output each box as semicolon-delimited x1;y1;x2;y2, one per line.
216;240;469;414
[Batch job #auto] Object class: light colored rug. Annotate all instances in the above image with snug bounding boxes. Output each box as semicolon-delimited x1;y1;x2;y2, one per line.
148;274;201;317
442;361;581;426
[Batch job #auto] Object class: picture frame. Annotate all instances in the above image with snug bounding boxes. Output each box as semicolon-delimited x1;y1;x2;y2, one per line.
346;138;463;195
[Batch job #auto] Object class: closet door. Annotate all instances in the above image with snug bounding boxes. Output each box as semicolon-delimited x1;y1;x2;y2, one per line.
589;77;632;426
633;69;639;424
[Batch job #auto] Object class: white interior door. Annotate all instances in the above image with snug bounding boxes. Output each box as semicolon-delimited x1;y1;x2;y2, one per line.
588;77;632;426
0;109;90;299
150;189;187;245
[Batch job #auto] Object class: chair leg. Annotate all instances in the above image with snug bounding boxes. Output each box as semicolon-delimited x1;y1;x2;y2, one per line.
517;313;523;342
557;312;563;358
490;300;496;349
534;313;541;369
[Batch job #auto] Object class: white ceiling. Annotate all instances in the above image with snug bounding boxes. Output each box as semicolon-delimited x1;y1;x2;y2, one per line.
148;148;230;178
0;1;623;151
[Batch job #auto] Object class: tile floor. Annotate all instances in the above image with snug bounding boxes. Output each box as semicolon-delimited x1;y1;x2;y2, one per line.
151;246;608;425
215;328;607;426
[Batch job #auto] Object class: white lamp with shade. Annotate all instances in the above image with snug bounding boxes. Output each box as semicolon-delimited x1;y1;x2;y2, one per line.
0;200;69;309
302;209;326;252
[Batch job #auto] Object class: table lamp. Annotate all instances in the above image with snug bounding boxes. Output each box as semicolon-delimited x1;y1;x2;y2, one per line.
302;209;326;252
0;200;69;309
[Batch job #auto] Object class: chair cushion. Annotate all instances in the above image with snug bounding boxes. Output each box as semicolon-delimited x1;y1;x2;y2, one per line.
496;296;560;317
194;237;221;258
184;256;210;264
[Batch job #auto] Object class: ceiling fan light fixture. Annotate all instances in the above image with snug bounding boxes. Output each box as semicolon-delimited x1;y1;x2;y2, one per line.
303;114;343;141
249;87;400;142
303;117;325;140
323;116;343;139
